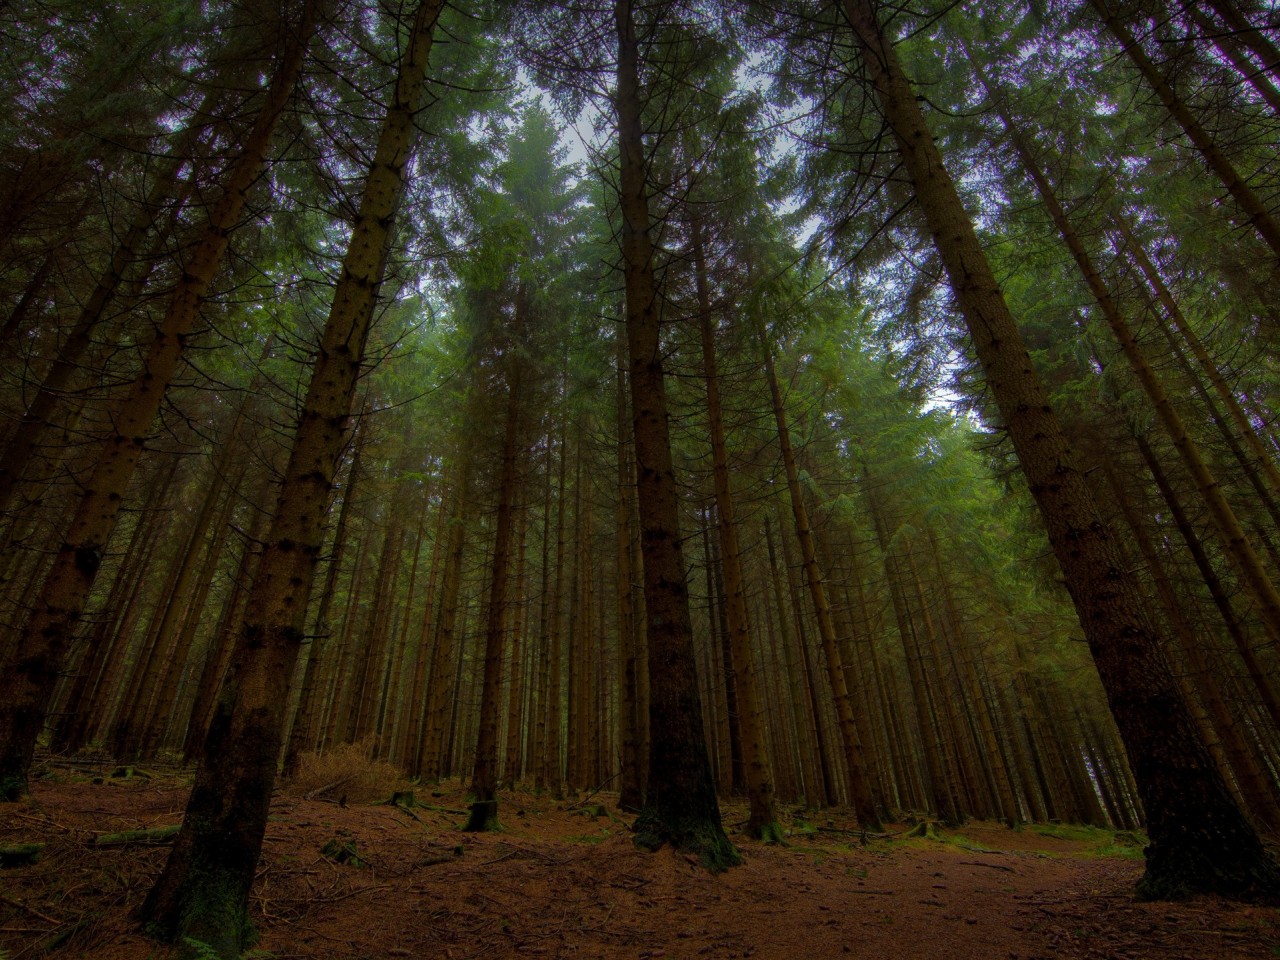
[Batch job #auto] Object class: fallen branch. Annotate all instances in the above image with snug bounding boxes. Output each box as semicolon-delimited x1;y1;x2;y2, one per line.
959;860;1016;873
304;776;352;800
0;892;61;925
568;771;621;810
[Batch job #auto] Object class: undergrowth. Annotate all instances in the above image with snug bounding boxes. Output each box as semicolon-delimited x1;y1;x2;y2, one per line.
285;739;409;803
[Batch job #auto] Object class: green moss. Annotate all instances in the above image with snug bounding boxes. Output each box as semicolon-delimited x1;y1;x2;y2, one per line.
1030;823;1148;861
159;864;255;960
463;799;501;832
321;838;368;867
567;829;612;844
0;773;27;803
752;821;786;845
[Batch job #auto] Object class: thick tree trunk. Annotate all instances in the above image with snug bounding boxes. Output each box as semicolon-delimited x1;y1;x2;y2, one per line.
282;415;366;775
614;0;736;870
615;336;644;810
139;3;442;951
842;0;1277;898
1106;460;1280;831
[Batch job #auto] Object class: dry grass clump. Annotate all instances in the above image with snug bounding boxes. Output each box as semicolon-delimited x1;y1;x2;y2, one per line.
285;738;410;803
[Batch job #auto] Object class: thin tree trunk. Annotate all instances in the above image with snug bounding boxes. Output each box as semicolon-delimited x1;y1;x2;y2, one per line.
1089;0;1280;259
1134;432;1280;730
466;284;527;830
982;87;1280;650
692;218;778;836
758;320;879;828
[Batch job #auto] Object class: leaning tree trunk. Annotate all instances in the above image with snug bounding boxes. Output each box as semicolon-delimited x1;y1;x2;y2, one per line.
0;1;317;802
1089;0;1280;261
841;0;1278;899
138;3;443;953
614;0;736;870
978;81;1280;651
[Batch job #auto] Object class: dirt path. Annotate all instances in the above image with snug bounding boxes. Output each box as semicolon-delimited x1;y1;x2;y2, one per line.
2;773;1276;959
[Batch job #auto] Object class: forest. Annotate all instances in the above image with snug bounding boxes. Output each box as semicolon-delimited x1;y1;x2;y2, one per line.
0;0;1279;957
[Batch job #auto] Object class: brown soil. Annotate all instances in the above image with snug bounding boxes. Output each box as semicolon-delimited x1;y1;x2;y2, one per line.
2;767;1277;959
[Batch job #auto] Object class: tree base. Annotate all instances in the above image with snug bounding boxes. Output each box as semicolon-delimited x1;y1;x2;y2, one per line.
463;799;500;832
749;820;786;845
1137;837;1280;902
141;861;256;960
0;772;28;803
633;805;742;873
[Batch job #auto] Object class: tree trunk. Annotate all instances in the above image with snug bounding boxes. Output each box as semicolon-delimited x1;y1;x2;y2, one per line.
615;334;644;810
983;87;1280;651
1089;0;1280;260
139;3;442;951
842;0;1277;898
692;219;778;836
466;284;528;830
759;320;880;827
282;414;366;774
614;0;736;870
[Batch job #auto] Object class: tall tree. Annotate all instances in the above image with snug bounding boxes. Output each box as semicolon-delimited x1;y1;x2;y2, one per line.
0;0;319;800
822;0;1280;898
614;0;737;869
140;2;450;951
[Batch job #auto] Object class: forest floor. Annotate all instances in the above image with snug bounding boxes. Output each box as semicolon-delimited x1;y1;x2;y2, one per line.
1;763;1278;959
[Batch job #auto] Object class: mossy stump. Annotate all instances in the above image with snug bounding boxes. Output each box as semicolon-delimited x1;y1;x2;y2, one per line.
751;821;786;845
906;821;943;841
0;842;43;866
